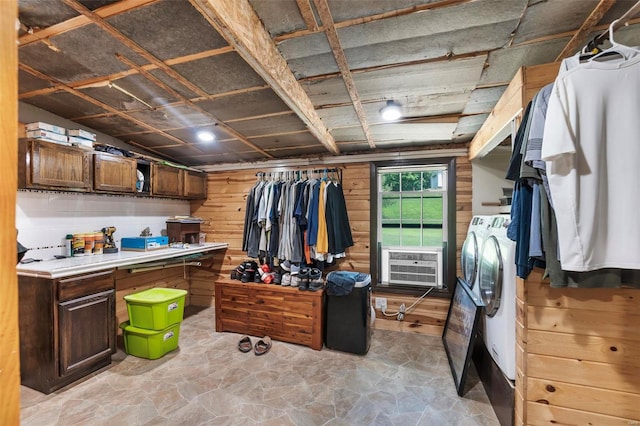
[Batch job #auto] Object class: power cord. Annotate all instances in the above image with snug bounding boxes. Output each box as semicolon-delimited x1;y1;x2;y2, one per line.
380;287;435;321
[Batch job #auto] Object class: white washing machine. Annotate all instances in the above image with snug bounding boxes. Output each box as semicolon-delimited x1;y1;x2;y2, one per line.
460;215;492;302
478;214;517;381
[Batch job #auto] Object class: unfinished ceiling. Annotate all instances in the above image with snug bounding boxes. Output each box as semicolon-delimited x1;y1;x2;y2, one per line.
17;0;640;167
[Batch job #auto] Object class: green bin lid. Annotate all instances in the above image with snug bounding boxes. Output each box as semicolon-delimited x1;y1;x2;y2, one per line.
119;320;177;335
123;288;187;303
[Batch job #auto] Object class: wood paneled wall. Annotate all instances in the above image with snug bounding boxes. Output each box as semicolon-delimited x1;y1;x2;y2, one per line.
191;155;472;337
1;1;20;423
516;269;640;424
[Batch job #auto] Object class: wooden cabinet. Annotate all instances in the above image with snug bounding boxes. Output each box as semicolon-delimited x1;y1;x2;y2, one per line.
18;139;92;191
93;152;137;193
19;269;115;394
183;170;207;199
17;139;204;200
151;163;182;197
215;280;324;350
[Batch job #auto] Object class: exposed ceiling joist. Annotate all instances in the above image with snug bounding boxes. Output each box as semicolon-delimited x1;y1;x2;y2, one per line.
18;63;201;156
115;54;274;158
275;0;473;42
514;16;640;48
62;0;209;99
190;0;340;155
18;0;158;46
295;0;319;32
556;0;617;60
313;0;375;148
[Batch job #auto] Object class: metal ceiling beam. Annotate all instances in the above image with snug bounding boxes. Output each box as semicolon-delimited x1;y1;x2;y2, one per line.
18;0;159;47
115;54;274;158
313;0;375;148
190;0;340;155
556;0;617;60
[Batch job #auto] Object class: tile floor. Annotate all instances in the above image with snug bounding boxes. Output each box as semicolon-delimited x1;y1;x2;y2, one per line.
20;306;499;426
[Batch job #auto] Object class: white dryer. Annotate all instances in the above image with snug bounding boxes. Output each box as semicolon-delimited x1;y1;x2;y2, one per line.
478;214;517;381
460;215;492;301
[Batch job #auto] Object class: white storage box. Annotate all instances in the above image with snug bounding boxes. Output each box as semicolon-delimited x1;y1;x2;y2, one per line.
67;129;97;141
26;129;69;144
25;122;67;135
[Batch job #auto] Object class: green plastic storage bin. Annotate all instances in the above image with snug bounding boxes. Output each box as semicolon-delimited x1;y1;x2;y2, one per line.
124;288;187;330
119;321;181;359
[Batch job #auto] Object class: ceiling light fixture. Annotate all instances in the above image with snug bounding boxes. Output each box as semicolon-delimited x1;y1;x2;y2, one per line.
197;131;215;142
379;100;402;121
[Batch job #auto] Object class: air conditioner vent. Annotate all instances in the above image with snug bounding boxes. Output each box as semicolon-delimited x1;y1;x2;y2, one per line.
381;247;443;288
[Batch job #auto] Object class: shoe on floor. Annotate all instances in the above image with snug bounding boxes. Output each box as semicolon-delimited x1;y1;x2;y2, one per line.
308;268;324;291
238;335;252;353
298;267;310;290
254;336;272;356
281;273;291;286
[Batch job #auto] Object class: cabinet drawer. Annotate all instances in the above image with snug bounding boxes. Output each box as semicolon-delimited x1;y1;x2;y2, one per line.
57;270;115;302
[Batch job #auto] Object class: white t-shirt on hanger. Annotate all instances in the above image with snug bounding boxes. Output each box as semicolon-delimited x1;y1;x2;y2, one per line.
541;51;640;271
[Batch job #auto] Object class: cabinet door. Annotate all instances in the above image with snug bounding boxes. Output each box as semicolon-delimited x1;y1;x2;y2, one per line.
58;289;115;377
151;164;183;197
183;170;207;199
93;152;137;193
26;139;91;190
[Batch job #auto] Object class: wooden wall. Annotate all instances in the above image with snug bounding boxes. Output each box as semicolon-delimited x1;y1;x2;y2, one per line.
516;269;640;424
191;155;472;337
1;0;20;423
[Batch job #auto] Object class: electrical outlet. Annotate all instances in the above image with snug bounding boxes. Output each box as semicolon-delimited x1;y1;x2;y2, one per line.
375;297;387;311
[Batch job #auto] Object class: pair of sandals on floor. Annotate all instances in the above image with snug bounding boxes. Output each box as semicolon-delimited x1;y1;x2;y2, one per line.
238;335;271;355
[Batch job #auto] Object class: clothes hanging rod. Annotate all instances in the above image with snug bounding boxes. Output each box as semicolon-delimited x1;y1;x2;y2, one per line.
590;0;640;48
255;168;341;177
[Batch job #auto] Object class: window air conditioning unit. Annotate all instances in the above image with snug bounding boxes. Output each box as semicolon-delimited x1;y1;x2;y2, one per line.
380;247;443;289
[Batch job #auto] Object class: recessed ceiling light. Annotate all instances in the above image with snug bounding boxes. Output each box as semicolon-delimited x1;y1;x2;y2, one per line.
379;100;402;121
197;131;215;142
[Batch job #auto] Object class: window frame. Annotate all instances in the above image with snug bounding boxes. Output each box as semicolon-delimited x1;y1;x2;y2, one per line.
370;157;457;297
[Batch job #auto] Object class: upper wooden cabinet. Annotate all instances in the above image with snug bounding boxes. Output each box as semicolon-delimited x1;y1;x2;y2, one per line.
151;163;182;197
183;170;207;199
18;139;206;200
19;139;92;191
93;152;137;193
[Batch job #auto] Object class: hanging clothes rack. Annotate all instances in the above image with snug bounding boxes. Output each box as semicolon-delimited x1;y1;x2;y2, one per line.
255;168;342;183
585;0;640;53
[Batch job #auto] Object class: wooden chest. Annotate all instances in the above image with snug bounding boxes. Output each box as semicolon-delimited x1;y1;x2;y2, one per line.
215;279;324;350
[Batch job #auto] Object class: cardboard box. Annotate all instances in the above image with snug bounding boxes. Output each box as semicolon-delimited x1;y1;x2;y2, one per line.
26;129;69;144
67;129;96;141
25;122;66;135
121;236;169;251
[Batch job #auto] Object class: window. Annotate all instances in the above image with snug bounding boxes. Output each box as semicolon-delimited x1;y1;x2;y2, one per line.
371;160;456;295
378;166;447;247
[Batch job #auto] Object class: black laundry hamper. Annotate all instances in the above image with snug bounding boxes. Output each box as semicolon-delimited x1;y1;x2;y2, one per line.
324;271;372;355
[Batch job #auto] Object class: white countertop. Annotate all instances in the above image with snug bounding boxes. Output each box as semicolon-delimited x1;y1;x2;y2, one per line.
17;242;228;279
